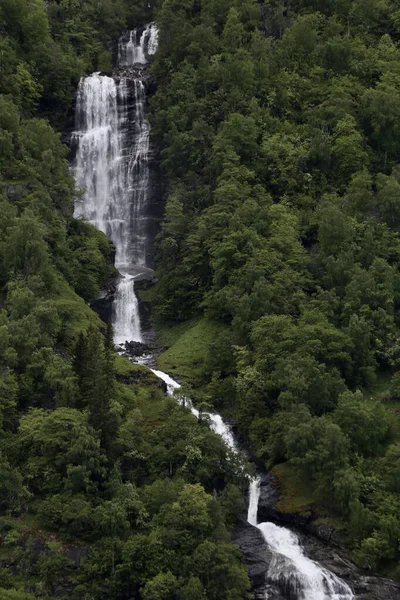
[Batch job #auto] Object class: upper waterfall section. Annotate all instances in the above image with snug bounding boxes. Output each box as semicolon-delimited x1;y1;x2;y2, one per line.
118;24;158;68
73;24;159;272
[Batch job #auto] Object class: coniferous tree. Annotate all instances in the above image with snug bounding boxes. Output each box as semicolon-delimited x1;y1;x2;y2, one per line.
73;327;116;449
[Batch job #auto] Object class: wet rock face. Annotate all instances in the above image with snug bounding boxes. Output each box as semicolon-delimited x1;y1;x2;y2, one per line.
232;519;273;599
301;534;400;599
257;472;339;543
90;277;118;323
121;340;150;357
354;576;400;599
234;520;400;600
258;473;280;517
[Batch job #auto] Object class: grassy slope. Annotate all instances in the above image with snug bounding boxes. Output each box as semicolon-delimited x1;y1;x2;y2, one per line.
156;317;227;382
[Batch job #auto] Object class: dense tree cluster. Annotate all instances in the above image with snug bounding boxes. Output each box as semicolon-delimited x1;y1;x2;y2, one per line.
151;0;400;575
0;1;250;599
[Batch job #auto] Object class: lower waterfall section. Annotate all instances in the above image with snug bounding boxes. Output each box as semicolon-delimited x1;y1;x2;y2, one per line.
113;274;142;345
248;479;354;600
152;371;355;600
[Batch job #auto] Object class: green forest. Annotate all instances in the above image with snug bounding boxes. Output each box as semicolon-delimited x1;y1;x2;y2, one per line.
1;0;400;598
0;1;251;599
150;0;400;580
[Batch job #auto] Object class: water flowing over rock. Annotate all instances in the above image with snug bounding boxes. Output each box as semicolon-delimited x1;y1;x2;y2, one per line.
118;24;159;66
73;24;158;345
151;370;362;600
247;478;354;600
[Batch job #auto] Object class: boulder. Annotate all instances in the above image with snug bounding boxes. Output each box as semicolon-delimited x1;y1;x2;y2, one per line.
124;340;150;357
232;519;273;597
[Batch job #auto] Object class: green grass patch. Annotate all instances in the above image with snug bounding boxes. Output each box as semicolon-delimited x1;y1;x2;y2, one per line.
115;355;161;387
115;354;166;411
157;317;227;382
271;463;316;518
271;463;350;537
155;317;200;348
115;354;144;377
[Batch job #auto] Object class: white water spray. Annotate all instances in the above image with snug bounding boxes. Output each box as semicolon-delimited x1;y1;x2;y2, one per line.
73;26;157;344
247;479;354;599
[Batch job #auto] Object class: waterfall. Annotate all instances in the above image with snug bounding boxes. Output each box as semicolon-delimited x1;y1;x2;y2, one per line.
153;370;354;600
247;477;261;527
73;25;157;345
73;74;123;243
72;21;355;600
113;274;142;345
118;23;159;66
151;369;237;450
128;79;150;267
247;479;354;600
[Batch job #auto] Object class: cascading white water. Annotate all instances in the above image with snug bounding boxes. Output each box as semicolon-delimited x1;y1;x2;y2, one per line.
147;25;159;56
151;369;237;450
248;479;354;600
113;274;142;344
248;477;261;527
118;23;158;67
153;370;354;600
73;25;157;345
128;78;150;266
73;74;124;244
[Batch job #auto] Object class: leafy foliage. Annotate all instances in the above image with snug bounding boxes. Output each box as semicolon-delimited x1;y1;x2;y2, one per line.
0;2;249;599
150;0;400;574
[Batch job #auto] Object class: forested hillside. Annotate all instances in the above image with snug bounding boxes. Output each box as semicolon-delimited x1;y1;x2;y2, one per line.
150;0;400;576
2;0;400;595
0;2;251;599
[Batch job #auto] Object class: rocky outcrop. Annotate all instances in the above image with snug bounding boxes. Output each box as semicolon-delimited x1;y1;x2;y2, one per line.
232;519;273;599
354;577;400;600
122;340;150;357
90;276;118;323
90;271;158;347
257;473;343;546
301;534;400;599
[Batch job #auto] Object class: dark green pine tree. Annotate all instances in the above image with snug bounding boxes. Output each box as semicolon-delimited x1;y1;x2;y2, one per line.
73;332;89;411
103;321;116;401
73;326;117;452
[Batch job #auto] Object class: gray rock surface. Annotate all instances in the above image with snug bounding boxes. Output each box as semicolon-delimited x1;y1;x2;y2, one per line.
232;519;275;599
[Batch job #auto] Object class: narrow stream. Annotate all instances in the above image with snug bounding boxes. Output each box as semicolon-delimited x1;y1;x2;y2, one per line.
72;24;355;600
